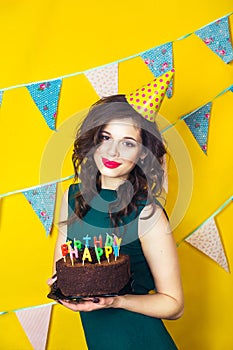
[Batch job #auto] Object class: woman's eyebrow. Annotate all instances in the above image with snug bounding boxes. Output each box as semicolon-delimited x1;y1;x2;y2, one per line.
101;130;137;142
122;136;137;142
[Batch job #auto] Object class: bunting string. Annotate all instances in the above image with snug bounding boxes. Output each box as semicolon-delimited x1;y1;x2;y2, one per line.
0;175;74;199
0;302;56;316
0;12;232;93
161;83;233;134
177;195;233;246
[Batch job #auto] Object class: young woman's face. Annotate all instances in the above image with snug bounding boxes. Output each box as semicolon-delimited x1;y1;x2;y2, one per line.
94;118;144;188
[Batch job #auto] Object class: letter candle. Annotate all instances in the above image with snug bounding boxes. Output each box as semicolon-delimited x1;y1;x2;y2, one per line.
105;233;113;247
69;245;78;266
105;246;113;263
82;246;92;265
60;233;121;264
61;244;68;262
94;235;103;247
95;246;103;264
83;234;91;247
113;236;122;261
74;238;82;250
66;240;73;251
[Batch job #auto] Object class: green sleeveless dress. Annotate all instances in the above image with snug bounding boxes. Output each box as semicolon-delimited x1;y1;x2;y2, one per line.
67;184;178;350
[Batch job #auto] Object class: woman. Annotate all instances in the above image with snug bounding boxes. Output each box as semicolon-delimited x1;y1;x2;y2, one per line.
49;93;184;349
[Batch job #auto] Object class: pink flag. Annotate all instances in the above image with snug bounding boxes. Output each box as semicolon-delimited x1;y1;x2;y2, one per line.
185;217;229;272
85;63;118;97
16;304;52;350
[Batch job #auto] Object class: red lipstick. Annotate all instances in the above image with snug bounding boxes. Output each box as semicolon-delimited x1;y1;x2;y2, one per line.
102;158;121;169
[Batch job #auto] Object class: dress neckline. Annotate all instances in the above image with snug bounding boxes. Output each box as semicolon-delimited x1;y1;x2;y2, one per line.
99;188;117;201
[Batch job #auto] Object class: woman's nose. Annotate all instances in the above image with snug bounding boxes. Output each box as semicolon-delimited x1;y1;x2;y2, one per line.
106;140;120;157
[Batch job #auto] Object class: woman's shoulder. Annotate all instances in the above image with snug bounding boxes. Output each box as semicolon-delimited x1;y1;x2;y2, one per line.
138;203;169;238
68;183;81;196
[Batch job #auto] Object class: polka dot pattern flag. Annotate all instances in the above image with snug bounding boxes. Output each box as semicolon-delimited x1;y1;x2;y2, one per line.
23;183;57;236
195;16;233;64
185;217;229;272
184;102;212;154
125;69;174;122
141;42;174;98
85;63;118;97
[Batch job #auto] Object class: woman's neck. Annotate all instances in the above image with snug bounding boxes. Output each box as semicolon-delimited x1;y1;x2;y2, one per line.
101;175;127;190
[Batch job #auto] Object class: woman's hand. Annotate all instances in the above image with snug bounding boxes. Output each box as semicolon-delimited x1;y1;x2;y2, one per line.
47;275;57;286
59;296;118;312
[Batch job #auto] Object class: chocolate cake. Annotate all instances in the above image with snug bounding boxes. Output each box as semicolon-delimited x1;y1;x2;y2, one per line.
56;254;130;297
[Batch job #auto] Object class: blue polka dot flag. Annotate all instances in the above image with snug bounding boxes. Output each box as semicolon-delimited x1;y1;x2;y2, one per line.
140;42;174;98
27;79;62;130
195;16;233;64
23;183;57;236
183;102;212;155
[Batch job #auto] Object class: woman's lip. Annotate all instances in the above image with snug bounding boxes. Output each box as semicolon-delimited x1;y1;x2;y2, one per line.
102;158;121;169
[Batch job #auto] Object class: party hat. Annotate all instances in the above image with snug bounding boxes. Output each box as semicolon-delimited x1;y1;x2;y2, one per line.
126;69;174;122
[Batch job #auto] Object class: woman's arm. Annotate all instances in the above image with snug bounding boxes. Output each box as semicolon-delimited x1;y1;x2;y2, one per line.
113;205;184;319
47;189;68;285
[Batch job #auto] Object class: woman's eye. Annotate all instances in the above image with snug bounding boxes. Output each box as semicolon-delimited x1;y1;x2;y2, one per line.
100;134;110;141
122;141;135;147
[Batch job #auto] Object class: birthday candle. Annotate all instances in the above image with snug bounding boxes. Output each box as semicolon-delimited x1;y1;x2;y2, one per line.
70;245;78;260
74;238;82;250
61;244;68;262
82;247;92;263
70;254;74;266
94;235;103;248
83;234;91;248
114;235;122;247
95;246;103;264
66;240;73;251
105;233;113;247
112;244;119;260
105;246;113;263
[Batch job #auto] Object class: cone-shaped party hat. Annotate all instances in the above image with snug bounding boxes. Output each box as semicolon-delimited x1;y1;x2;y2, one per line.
126;69;174;122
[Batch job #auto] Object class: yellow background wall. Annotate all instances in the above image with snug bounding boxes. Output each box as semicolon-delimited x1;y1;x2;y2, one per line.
0;1;233;349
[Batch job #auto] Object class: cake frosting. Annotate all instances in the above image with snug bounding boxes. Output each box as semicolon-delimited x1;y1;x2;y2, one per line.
56;253;130;297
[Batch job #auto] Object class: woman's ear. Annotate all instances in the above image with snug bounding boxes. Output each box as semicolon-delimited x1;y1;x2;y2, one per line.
140;151;147;161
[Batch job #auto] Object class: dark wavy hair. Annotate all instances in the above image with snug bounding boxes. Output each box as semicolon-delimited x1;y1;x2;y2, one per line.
70;95;166;228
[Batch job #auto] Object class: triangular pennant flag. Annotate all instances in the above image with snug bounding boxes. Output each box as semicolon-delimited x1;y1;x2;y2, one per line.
16;304;52;350
195;16;233;64
85;63;118;97
185;217;229;272
23;183;57;236
184;102;212;154
27;79;62;130
140;42;174;98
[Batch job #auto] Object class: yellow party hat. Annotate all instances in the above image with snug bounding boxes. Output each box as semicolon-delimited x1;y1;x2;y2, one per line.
126;69;174;122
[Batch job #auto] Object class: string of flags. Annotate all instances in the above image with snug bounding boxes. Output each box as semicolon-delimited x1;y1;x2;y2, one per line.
0;12;232;131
